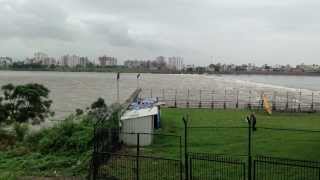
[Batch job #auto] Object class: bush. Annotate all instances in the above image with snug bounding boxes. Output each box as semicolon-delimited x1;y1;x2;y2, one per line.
26;115;94;154
13;123;29;141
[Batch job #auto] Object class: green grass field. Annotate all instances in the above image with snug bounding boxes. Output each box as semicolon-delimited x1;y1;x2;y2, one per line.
103;108;320;179
144;108;320;161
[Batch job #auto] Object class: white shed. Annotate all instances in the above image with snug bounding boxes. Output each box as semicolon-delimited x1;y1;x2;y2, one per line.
120;106;159;146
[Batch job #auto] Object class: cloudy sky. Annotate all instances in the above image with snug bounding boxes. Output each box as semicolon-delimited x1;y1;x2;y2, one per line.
1;0;320;65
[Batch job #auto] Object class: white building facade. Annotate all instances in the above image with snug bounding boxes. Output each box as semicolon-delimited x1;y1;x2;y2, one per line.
168;56;184;70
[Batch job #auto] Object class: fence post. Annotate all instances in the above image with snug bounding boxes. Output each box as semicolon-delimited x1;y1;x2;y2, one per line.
286;91;289;111
298;90;302;112
180;136;183;180
92;153;97;180
150;89;153;98
187;89;190;108
224;89;227;109
272;92;277;111
136;133;140;180
260;92;264;110
248;118;252;180
183;116;189;180
311;92;314;112
211;90;214;109
248;90;252;110
236;89;239;108
199;90;202;108
162;89;165;101
175;89;177;108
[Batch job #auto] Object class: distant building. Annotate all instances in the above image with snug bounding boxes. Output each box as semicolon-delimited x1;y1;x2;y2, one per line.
79;57;90;67
124;60;144;68
34;52;48;64
27;52;56;66
0;57;13;66
60;54;80;67
99;55;117;66
167;56;184;70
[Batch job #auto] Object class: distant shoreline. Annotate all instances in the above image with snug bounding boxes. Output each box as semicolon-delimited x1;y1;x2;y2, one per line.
1;68;320;76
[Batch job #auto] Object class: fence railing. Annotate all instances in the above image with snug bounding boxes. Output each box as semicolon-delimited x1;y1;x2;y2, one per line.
140;88;320;112
182;116;320;180
253;156;320;180
90;107;320;180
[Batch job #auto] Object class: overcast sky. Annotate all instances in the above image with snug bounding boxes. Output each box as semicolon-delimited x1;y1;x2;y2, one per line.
1;0;320;65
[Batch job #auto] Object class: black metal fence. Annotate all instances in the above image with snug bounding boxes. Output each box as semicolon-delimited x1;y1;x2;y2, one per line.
182;116;320;180
91;128;183;180
90;113;320;180
253;156;320;180
93;152;182;180
140;88;320;112
188;153;246;180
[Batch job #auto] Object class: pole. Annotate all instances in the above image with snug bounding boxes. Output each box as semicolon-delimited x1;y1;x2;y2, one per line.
286;91;289;111
248;118;252;180
117;79;120;104
248;90;252;110
137;77;139;89
311;92;314;111
211;90;214;109
136;133;140;180
224;88;227;109
175;89;177;108
187;89;190;108
183;116;189;180
298;90;302;112
260;91;264;110
199;90;202;108
236;89;239;108
272;91;277;111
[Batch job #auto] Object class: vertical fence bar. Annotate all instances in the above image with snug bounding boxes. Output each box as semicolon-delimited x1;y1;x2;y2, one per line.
260;91;264;110
252;160;256;180
183;117;189;180
187;89;190;108
248;120;252;180
180;136;183;180
150;89;153;98
286;91;289;111
162;88;165;101
236;89;239;108
311;92;314;111
248;90;252;110
224;88;227;109
199;90;202;108
272;91;277;111
136;133;140;180
211;90;214;109
298;90;302;112
175;89;177;108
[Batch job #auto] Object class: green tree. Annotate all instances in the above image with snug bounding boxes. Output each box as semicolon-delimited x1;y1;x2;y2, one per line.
0;83;53;125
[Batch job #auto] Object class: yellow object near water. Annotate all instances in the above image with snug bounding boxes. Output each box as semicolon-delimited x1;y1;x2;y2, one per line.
263;95;272;115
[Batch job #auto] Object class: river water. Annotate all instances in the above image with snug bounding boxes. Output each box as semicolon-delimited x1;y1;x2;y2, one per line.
0;71;319;119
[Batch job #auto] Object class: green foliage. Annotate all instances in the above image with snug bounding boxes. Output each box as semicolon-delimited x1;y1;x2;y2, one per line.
26;116;94;154
0;115;94;177
13;123;29;141
0;83;53;125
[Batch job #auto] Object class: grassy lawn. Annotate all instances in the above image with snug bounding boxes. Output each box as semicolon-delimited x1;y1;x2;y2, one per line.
102;108;320;179
143;108;320;161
